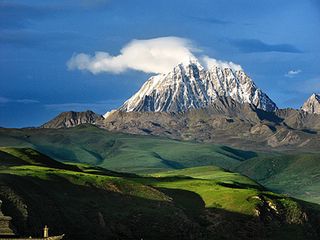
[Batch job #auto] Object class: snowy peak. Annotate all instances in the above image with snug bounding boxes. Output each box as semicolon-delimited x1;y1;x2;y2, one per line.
118;59;277;113
301;93;320;114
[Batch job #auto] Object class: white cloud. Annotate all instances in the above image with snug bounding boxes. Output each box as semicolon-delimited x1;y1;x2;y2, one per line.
67;37;197;74
67;36;243;74
285;69;302;78
201;55;242;71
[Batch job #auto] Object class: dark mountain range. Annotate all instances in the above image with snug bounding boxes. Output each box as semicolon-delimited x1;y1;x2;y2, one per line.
101;97;320;151
41;110;104;129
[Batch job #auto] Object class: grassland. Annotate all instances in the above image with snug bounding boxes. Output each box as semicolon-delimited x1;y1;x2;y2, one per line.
236;153;320;204
0;125;261;173
0;125;320;207
149;166;264;215
0;147;319;239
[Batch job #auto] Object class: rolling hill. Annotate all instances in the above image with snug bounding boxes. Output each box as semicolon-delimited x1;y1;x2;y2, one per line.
0;125;261;173
235;153;320;204
1;125;320;206
0;147;319;239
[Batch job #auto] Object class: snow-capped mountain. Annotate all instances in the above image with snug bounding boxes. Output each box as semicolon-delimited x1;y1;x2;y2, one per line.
301;93;320;114
116;58;277;113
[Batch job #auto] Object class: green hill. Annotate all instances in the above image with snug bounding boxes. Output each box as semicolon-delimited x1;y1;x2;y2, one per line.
235;153;320;204
0;147;79;171
0;125;260;173
0;147;319;239
1;126;320;206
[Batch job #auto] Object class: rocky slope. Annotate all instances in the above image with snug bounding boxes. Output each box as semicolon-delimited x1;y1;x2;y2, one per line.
103;97;320;151
117;59;277;113
276;108;320;130
41;110;104;128
301;93;320;114
39;102;320;151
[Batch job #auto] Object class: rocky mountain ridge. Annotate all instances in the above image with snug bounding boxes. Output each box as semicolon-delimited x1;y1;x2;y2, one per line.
301;93;320;114
102;97;320;151
41;110;103;128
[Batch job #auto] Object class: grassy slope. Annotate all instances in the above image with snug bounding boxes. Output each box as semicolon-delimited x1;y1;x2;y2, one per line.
235;154;320;204
0;148;192;239
0;148;319;239
0;125;260;173
149;166;264;215
1;126;319;206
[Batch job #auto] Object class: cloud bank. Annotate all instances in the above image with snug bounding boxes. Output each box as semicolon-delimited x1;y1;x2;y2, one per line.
67;36;243;75
0;96;39;104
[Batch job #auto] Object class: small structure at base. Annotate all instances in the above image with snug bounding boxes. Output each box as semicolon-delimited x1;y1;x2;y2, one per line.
0;200;64;240
0;200;16;237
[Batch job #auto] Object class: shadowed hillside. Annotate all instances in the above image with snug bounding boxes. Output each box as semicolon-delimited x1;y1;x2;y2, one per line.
0;148;319;239
236;154;320;204
0;125;261;173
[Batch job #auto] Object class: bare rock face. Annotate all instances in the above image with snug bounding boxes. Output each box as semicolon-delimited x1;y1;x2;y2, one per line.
41;110;104;128
103;97;320;151
276;108;320;130
117;59;277;113
301;93;320;114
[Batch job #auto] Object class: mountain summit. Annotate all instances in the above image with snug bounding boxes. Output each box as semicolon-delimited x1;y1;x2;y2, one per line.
117;58;277;113
301;93;320;114
41;110;104;128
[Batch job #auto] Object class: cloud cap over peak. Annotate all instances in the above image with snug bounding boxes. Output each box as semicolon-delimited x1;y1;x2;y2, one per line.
67;36;244;75
67;37;197;74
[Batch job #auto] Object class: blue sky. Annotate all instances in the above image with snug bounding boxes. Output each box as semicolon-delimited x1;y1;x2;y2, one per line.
1;0;319;127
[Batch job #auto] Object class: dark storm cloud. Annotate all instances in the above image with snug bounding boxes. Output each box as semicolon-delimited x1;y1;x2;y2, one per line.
0;30;77;48
230;39;302;53
44;99;123;114
0;2;59;29
188;15;232;25
0;1;111;30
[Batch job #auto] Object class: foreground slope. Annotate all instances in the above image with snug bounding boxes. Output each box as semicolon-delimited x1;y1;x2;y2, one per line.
0;148;319;240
